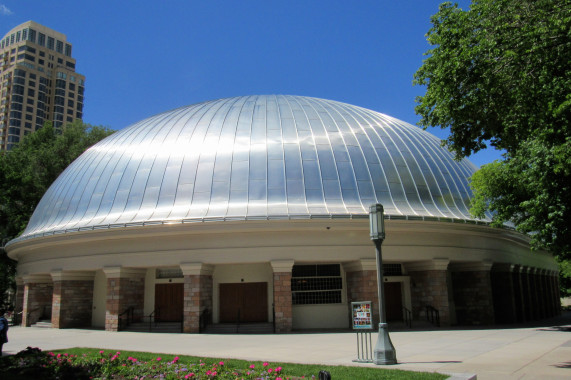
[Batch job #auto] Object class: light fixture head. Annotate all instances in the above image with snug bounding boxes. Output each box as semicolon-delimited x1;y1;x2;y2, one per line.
369;203;385;241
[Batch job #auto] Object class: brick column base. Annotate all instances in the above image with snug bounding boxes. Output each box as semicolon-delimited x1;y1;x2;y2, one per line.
183;274;213;333
181;263;213;333
273;272;292;333
452;267;495;325
22;275;53;327
51;271;95;328
346;268;379;326
14;278;24;325
103;268;145;332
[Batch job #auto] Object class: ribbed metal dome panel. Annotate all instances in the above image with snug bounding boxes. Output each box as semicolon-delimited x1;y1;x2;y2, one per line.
20;95;486;240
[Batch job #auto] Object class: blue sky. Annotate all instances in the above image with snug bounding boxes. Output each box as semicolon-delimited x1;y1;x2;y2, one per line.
1;0;502;167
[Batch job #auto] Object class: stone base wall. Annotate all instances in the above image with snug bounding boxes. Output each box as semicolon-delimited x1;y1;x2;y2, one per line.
346;270;379;326
452;270;495;325
52;280;94;328
14;282;24;324
273;272;292;333
183;274;213;333
105;276;144;331
22;282;53;326
409;270;451;325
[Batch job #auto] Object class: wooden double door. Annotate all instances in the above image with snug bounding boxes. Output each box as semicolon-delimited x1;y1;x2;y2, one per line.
219;282;268;323
155;283;184;322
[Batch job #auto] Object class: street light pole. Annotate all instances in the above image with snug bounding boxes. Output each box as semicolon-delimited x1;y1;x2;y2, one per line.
369;204;397;365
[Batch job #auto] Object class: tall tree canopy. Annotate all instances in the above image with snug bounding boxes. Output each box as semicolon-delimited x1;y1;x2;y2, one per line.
0;121;114;309
414;0;570;262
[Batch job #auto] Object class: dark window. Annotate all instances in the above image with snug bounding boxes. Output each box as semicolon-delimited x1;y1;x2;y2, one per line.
57;58;63;64
47;36;55;50
69;83;75;91
291;264;343;305
67;99;74;107
39;51;45;57
56;40;63;54
38;33;45;47
27;89;35;97
65;43;72;57
25;54;35;62
66;61;75;69
29;73;36;80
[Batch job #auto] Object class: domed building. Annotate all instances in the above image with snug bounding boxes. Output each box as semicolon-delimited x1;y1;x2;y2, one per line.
7;95;559;333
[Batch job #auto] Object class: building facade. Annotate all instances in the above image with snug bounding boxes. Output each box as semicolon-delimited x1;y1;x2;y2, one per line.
0;21;85;151
6;95;559;333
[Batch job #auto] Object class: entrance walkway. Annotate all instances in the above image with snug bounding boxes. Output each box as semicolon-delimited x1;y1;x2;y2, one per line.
3;313;570;380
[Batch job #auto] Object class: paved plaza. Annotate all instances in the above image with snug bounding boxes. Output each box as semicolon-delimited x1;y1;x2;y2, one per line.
3;313;570;380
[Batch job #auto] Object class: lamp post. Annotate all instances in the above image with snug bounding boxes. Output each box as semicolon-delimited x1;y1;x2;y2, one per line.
369;204;397;365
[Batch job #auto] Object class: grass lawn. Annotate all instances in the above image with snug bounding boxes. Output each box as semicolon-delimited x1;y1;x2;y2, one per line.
0;346;448;379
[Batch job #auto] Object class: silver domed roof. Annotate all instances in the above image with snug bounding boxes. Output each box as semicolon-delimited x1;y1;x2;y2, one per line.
19;95;486;241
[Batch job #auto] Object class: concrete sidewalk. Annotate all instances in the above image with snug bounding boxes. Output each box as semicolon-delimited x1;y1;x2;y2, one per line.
3;315;570;379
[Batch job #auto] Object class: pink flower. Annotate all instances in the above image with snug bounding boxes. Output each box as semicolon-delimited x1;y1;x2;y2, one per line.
200;362;206;366
268;368;273;373
57;354;62;359
263;362;269;367
277;378;283;380
173;356;179;363
99;350;104;354
185;374;195;379
276;366;282;372
156;357;162;361
206;370;212;375
219;361;224;366
249;364;255;369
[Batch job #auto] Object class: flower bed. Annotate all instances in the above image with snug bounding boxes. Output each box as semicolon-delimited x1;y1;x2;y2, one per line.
0;347;295;379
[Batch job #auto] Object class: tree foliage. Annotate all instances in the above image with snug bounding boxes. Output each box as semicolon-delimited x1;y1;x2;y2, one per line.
0;121;114;308
414;0;571;263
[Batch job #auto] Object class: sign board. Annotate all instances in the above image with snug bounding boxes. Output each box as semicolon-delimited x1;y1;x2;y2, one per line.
351;301;373;330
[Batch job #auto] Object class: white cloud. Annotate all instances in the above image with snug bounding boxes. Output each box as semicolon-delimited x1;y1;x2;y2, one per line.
0;5;13;15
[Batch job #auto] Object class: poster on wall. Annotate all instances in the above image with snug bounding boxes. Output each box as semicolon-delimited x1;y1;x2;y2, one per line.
351;301;373;330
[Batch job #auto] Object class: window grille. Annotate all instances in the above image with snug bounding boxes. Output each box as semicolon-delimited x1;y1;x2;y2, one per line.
291;264;342;305
156;268;183;279
383;264;402;276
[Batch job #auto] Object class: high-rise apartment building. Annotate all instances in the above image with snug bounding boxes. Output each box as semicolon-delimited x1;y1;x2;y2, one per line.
0;21;85;151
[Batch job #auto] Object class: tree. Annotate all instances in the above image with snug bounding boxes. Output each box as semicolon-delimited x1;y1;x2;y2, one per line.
0;121;114;309
413;1;570;264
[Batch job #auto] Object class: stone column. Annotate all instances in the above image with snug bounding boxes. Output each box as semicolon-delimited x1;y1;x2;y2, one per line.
521;267;533;321
491;264;517;324
512;265;526;322
14;277;24;325
450;261;495;325
180;263;213;334
271;260;294;333
21;274;53;327
51;271;95;329
103;267;146;332
550;270;561;316
530;268;541;320
405;259;453;326
345;259;380;326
